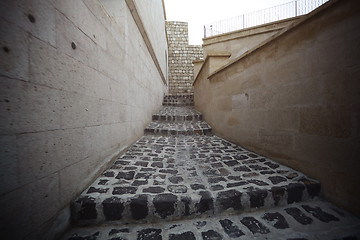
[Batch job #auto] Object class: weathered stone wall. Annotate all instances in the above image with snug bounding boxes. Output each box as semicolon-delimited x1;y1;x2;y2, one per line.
194;0;360;217
166;21;203;94
0;0;167;239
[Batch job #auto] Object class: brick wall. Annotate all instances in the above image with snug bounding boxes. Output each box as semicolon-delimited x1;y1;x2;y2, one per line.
166;21;203;95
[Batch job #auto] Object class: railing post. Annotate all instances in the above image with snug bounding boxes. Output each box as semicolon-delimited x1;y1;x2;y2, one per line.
295;0;298;16
242;14;245;29
204;25;206;38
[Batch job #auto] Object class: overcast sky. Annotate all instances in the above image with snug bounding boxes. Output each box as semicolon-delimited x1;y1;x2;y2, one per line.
164;0;295;45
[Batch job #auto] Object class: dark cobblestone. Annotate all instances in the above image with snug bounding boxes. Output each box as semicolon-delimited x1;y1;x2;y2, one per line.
113;187;137;195
109;229;130;235
248;179;269;186
302;205;339;222
130;195;148;220
262;212;289;229
300;178;321;198
240;216;270;234
74;196;97;220
168;176;183;184
208;176;226;184
132;180;148;186
181;197;191;216
285;207;313;225
137;229;162;240
248;189;268;208
190;184;205;190
211;185;224;191
196;191;213;213
169;231;195;240
201;230;222;240
219;219;245;238
159;169;178;175
102;197;124;221
227;181;247;188
116;171;135;180
268;176;287;184
103;171;115;177
87;187;109;194
98;179;109;185
68;232;99;240
168;185;187;193
286;183;305;204
271;186;286;206
154;194;177;218
143;187;165;194
216;189;242;211
264;162;280;169
234;166;251;172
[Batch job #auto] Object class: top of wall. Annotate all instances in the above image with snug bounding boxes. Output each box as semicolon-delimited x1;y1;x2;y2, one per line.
208;0;340;79
202;16;301;47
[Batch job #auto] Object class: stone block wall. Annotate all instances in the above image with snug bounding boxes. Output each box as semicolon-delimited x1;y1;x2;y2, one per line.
166;21;203;95
0;0;167;239
194;0;360;217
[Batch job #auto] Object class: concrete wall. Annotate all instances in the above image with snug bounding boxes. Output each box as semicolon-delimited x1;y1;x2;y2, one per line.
203;17;299;61
166;21;203;94
194;0;360;216
0;0;167;239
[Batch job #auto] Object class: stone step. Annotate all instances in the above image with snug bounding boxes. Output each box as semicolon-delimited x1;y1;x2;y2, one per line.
63;200;360;240
152;107;203;122
144;121;212;136
163;95;194;106
71;135;321;227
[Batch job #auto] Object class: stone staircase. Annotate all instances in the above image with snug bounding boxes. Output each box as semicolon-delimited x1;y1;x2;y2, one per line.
63;95;360;240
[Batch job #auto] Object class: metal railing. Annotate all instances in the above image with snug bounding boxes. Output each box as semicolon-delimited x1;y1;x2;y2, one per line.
204;0;328;38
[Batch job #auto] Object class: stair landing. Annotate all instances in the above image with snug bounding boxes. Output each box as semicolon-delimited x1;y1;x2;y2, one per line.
71;135;320;226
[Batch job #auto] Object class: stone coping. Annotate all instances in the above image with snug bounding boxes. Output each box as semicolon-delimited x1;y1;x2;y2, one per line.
193;52;231;85
202;16;301;46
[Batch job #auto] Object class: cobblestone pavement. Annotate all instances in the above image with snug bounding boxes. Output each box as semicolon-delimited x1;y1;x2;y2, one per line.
71;135;320;225
145;106;211;136
162;95;194;106
63;200;360;240
65;95;360;240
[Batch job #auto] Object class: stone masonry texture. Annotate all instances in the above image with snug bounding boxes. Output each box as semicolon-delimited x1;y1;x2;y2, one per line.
63;94;360;239
166;21;203;95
